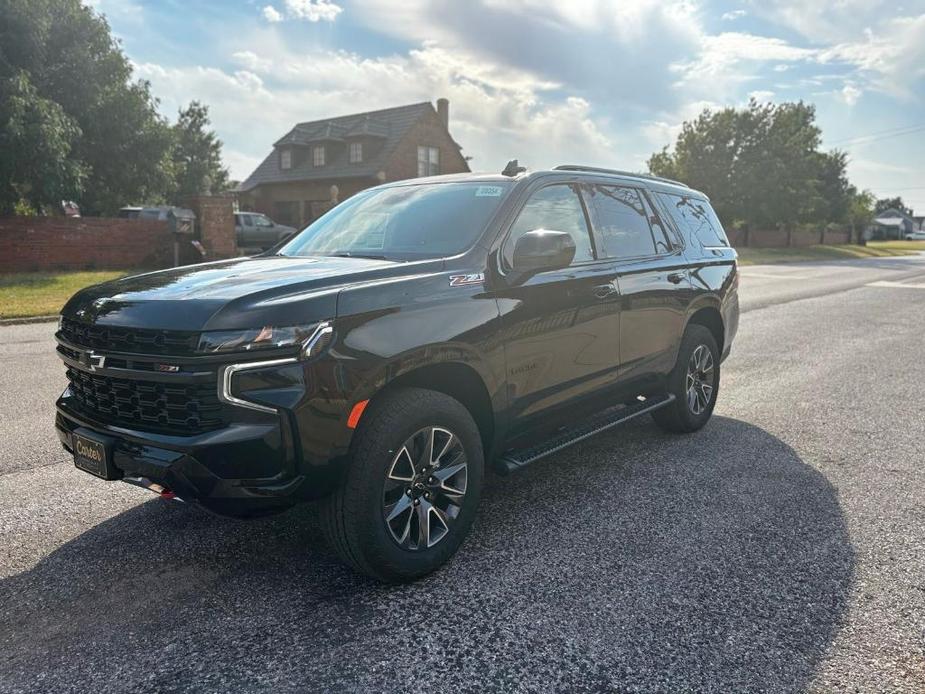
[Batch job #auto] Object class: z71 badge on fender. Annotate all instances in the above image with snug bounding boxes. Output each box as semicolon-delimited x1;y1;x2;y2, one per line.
449;273;484;287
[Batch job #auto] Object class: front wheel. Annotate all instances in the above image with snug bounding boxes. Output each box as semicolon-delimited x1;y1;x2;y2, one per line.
320;388;484;583
652;324;720;433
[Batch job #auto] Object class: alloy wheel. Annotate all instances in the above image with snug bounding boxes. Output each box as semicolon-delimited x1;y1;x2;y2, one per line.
686;344;715;415
382;426;468;550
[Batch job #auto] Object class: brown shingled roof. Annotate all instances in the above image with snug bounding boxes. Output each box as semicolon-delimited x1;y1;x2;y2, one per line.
239;102;437;191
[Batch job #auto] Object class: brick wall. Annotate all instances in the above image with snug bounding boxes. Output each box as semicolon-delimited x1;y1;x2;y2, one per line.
727;227;855;248
186;195;237;258
0;216;179;273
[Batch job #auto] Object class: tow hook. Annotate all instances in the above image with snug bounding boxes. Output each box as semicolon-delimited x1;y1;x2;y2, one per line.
123;476;183;501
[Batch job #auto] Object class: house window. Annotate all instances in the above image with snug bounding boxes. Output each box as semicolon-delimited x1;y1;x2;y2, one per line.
280;149;292;170
313;145;326;167
417;146;439;177
349;142;363;163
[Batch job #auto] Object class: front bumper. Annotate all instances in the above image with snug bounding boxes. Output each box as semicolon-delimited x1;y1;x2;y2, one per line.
56;392;308;518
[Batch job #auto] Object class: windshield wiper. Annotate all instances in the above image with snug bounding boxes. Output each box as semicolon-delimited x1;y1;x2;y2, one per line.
329;251;390;260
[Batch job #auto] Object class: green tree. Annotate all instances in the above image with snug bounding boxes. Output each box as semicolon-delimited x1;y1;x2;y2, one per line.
0;72;86;213
874;196;913;216
0;0;174;214
811;150;853;224
648;100;854;229
847;188;875;243
167;101;230;205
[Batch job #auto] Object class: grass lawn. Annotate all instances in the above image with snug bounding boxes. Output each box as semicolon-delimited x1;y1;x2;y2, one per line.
0;270;127;319
737;241;923;266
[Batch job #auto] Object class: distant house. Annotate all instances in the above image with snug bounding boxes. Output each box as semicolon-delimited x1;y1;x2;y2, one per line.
237;99;470;228
871;208;915;240
914;215;925;232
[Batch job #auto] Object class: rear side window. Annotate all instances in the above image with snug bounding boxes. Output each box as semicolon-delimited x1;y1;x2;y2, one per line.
657;193;729;248
582;185;662;259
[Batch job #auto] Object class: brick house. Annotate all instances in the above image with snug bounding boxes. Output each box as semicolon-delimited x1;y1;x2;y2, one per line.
237;99;470;228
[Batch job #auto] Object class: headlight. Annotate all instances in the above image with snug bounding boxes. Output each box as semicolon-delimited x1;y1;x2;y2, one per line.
198;324;320;354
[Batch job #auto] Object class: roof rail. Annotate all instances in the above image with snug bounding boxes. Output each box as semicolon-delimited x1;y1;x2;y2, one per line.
553;165;689;189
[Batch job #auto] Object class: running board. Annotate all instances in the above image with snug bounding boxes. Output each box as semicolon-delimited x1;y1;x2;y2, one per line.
497;393;675;474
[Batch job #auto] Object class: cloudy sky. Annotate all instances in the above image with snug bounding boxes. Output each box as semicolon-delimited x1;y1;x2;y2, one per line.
93;0;925;211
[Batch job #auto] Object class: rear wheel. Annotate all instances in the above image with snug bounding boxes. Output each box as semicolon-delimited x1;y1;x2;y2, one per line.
652;324;720;433
320;388;484;583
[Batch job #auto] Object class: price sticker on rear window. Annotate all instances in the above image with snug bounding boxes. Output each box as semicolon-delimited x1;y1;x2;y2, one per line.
475;186;504;197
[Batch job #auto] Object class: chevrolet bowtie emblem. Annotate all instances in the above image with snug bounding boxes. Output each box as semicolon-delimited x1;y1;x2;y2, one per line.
80;350;106;371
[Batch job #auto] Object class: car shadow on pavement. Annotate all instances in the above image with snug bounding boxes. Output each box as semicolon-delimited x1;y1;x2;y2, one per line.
0;416;854;693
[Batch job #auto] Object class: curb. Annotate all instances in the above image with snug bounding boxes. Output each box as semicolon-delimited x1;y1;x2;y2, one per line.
0;315;58;326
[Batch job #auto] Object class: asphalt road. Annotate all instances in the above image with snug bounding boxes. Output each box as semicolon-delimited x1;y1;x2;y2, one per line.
2;256;924;693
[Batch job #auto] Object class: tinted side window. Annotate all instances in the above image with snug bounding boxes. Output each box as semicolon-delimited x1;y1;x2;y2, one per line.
242;215;253;227
657;193;729;248
641;193;674;253
506;184;594;265
583;185;657;259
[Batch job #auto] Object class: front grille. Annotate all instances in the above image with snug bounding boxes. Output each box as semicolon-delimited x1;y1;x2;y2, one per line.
61;318;199;356
65;367;223;435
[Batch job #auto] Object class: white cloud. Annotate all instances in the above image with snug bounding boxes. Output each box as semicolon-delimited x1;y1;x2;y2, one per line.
839;83;862;106
747;0;894;44
87;0;143;24
671;32;817;101
261;5;282;23
262;0;342;23
132;43;617;179
819;15;925;98
749;89;775;102
721;10;746;21
122;0;924;191
232;51;273;73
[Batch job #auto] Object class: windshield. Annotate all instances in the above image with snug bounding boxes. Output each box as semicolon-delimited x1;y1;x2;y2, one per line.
278;181;512;260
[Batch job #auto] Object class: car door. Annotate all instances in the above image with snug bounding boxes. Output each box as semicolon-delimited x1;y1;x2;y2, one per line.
253;214;278;248
581;182;691;381
237;213;256;246
492;181;622;433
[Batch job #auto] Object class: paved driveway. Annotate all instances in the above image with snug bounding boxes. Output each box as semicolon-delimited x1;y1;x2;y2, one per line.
1;256;924;692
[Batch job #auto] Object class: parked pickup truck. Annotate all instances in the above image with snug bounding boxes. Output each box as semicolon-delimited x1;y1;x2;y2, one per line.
234;211;297;251
54;163;739;582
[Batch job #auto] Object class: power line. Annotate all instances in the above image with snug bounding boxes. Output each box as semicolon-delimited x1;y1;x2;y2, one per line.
828;123;925;145
827;124;925;147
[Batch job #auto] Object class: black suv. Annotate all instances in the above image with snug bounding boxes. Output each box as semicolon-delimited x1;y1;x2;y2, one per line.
55;164;739;582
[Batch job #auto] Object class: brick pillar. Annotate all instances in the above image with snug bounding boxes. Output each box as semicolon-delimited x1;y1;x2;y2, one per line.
185;195;237;259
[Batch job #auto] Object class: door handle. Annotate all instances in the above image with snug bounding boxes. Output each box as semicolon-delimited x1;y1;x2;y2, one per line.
592;282;617;299
667;272;686;284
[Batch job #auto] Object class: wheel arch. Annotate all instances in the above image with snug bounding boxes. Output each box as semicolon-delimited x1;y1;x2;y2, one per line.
364;361;496;459
685;304;725;356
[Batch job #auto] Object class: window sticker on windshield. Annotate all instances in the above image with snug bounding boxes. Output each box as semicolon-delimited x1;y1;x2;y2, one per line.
357;229;385;249
475;186;504;197
353;212;388;249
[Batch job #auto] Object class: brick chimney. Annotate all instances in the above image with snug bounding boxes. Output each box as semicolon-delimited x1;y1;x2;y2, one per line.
436;98;449;129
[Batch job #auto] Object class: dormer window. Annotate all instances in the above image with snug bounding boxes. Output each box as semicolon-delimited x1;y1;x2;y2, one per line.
313;145;326;167
280;148;292;170
349;142;363;163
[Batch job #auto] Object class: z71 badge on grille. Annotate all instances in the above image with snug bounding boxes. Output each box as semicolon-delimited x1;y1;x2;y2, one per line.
449;273;484;287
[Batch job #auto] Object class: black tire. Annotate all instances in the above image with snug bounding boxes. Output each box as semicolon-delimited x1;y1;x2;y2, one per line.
652;324;720;433
320;387;484;583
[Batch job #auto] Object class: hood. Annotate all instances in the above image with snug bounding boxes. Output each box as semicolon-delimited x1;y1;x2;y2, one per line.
62;255;441;331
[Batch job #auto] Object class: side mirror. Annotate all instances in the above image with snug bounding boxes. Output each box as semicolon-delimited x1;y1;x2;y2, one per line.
512;230;576;273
